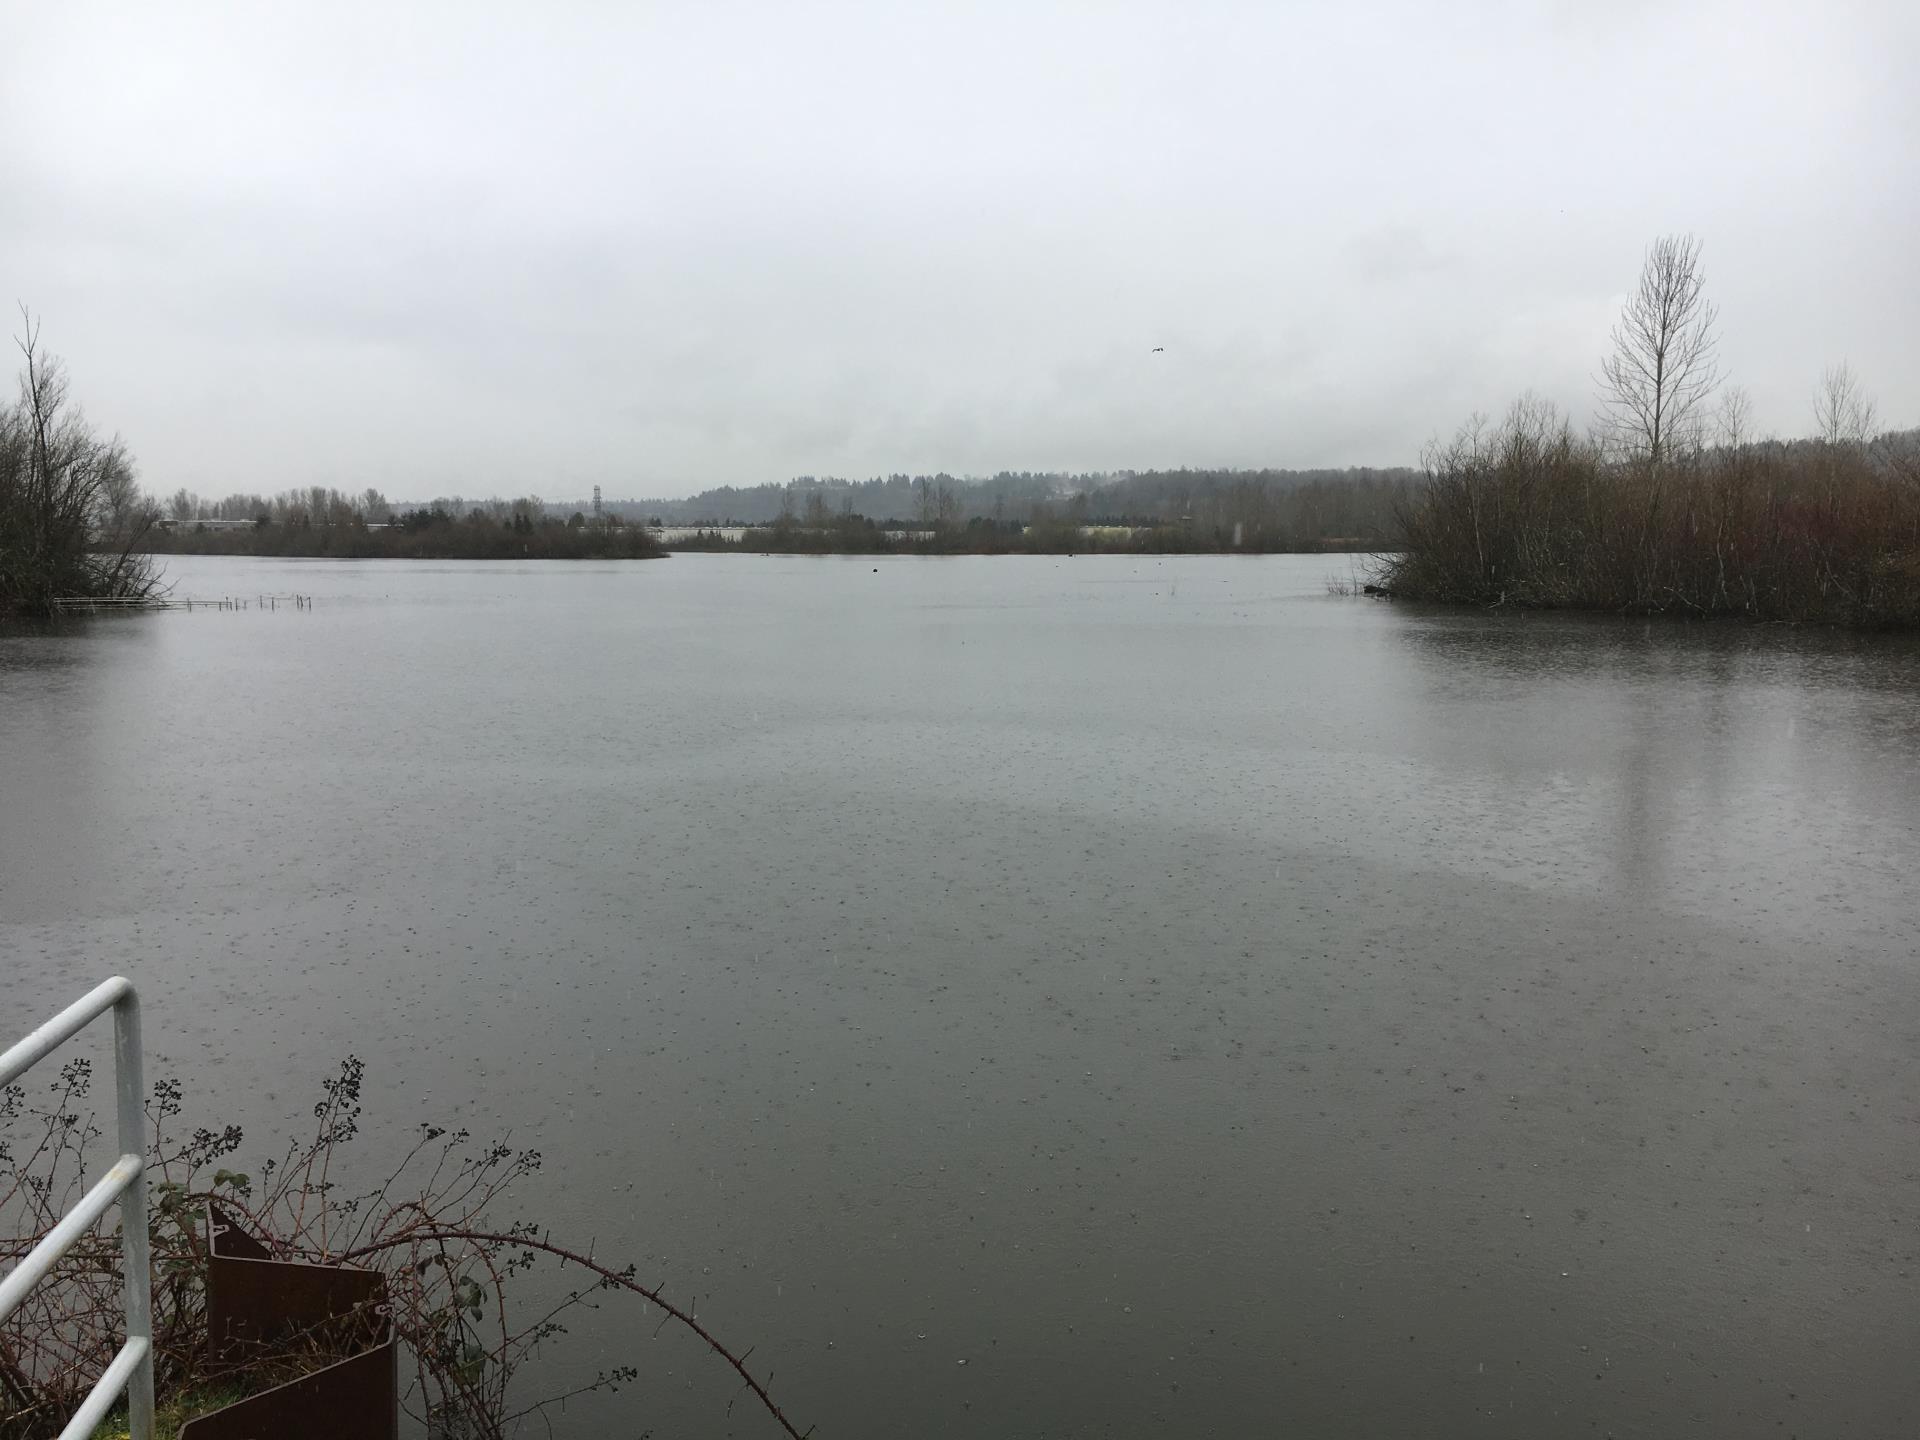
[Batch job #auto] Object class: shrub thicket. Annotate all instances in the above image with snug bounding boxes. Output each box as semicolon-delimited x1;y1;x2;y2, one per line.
1379;398;1920;626
145;508;664;561
0;319;157;616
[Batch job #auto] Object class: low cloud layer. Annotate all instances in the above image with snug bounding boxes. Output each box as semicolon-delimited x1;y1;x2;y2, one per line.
3;1;1913;500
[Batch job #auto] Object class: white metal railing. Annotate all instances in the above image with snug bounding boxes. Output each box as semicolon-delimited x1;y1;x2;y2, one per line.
1;977;154;1440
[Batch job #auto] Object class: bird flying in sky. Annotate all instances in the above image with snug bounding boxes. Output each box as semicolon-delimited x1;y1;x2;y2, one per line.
1151;346;1165;353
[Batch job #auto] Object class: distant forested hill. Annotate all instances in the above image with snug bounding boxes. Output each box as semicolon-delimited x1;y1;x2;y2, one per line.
579;466;1419;541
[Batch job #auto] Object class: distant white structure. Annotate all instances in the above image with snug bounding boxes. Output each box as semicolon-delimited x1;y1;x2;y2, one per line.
648;526;749;542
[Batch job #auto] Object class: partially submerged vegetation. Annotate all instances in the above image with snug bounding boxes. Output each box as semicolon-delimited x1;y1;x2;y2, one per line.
1378;237;1919;627
0;314;158;617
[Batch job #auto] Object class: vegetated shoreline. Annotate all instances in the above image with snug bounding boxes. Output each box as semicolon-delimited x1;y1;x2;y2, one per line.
1370;406;1920;631
143;468;1411;562
138;518;665;561
139;519;1387;560
114;440;1920;629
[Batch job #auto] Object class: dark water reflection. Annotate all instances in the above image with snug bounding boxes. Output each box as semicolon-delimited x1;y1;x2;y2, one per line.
4;555;1917;1438
1390;611;1920;953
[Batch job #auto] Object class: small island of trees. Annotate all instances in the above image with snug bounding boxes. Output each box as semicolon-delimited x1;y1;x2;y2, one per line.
1377;236;1920;627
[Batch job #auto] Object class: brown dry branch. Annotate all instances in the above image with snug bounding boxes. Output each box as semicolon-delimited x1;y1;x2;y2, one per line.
1;1058;808;1440
333;1228;808;1440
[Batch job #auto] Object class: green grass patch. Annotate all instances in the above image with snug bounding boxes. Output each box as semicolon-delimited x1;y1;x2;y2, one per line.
89;1383;251;1440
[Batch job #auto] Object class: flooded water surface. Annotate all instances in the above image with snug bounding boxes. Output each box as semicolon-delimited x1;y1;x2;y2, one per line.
4;554;1918;1437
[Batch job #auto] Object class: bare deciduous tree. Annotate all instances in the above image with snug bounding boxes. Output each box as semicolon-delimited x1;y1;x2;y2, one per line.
96;448;145;535
1813;361;1877;446
1597;234;1720;464
0;308;158;613
1715;384;1753;449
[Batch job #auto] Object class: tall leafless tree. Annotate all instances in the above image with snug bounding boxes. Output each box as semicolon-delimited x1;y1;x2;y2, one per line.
1813;360;1877;446
1597;234;1720;465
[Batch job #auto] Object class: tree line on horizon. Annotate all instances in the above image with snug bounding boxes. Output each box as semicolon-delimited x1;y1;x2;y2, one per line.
656;470;1413;555
135;464;1423;557
156;465;1417;537
581;464;1421;533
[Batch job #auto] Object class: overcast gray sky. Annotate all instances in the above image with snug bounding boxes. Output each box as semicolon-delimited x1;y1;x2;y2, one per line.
3;1;1913;501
